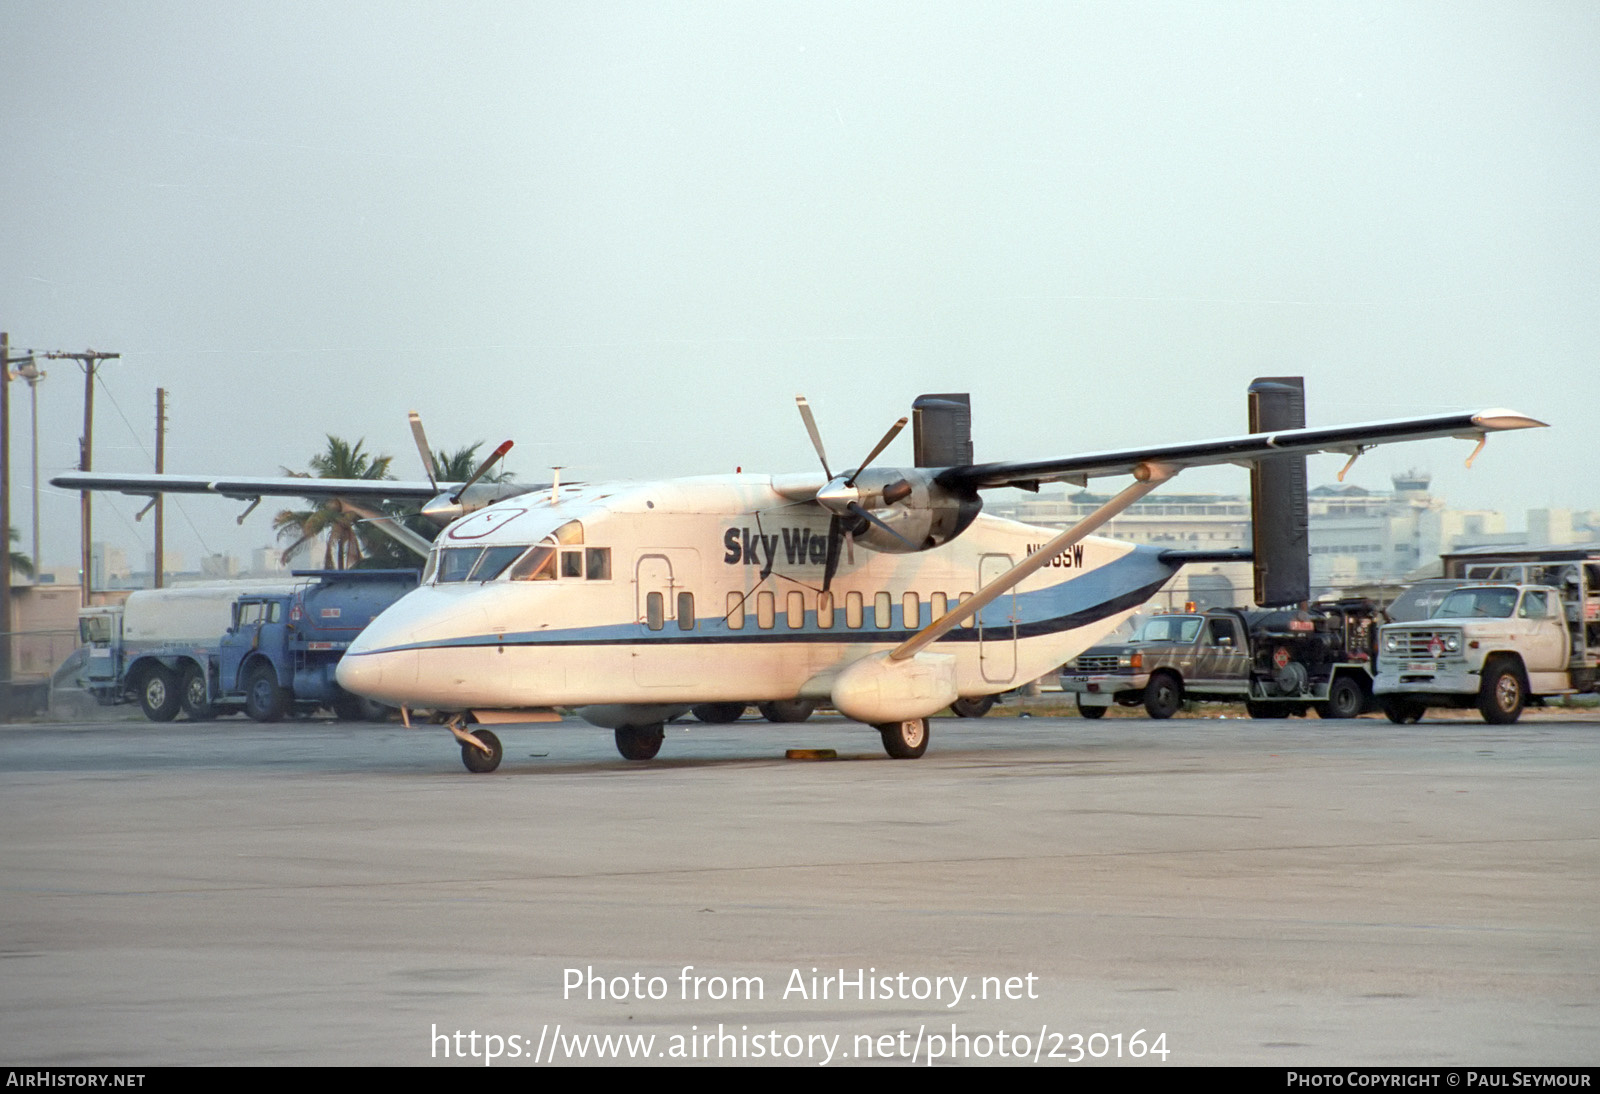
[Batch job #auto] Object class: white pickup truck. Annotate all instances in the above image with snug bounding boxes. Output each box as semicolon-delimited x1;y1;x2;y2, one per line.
1373;580;1599;723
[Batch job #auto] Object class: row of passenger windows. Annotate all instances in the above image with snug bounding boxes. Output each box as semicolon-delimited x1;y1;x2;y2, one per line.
643;589;979;632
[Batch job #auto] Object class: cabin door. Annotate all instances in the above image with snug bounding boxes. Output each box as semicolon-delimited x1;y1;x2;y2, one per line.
978;553;1018;684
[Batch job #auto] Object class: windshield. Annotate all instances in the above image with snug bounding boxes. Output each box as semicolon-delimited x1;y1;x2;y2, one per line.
1131;616;1204;644
1387;581;1471;623
1434;587;1518;619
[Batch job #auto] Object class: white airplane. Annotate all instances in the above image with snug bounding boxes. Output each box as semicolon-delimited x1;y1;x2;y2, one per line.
56;382;1544;772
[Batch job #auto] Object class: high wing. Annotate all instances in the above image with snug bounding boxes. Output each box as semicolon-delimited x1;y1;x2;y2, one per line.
936;409;1546;491
50;471;453;502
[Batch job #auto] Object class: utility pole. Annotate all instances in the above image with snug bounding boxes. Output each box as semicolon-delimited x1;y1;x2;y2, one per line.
154;388;165;588
1;331;13;692
43;350;121;606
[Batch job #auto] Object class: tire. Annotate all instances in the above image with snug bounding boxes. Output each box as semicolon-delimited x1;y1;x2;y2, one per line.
1246;700;1292;719
243;663;289;723
758;699;816;723
1142;674;1182;719
691;702;747;724
1316;675;1364;720
1076;697;1107;719
137;665;181;722
331;694;371;721
950;695;996;718
461;728;502;773
1380;697;1427;725
879;718;929;759
1478;660;1526;725
179;664;215;721
615;723;665;761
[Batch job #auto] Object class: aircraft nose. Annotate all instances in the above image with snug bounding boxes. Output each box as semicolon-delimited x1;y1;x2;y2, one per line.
336;648;417;705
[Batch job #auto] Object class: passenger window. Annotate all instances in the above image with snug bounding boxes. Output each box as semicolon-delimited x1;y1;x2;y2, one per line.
585;548;611;581
931;592;948;620
817;591;834;629
1209;620;1236;645
875;592;892;629
757;591;775;630
787;591;805;629
726;591;745;630
846;592;864;629
646;592;664;631
677;592;695;631
903;593;921;630
561;550;583;579
509;545;556;581
958;592;974;629
1520;592;1548;619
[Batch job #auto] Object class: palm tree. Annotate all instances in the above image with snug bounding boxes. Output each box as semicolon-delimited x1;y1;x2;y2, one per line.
273;437;394;569
8;526;32;579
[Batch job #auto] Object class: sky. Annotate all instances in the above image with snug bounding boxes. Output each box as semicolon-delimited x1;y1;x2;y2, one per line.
3;1;1597;576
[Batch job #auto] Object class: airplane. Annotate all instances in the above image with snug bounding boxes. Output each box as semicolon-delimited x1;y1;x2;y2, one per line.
55;381;1544;772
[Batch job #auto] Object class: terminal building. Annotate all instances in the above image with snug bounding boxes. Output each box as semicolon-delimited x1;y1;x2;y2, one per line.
989;470;1597;610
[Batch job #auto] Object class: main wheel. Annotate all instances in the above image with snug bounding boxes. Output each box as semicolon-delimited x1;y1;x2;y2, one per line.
1380;697;1427;724
879;718;929;759
243;663;289;723
1316;675;1364;720
179;664;215;721
1478;660;1526;724
1143;674;1182;719
137;665;181;722
460;728;502;773
758;699;816;723
1076;697;1107;719
950;695;996;718
615;723;665;761
691;702;747;724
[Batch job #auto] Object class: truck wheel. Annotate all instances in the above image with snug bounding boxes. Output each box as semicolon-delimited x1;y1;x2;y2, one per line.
1076;699;1107;719
244;664;289;723
1246;701;1292;719
460;728;502;773
879;718;930;759
950;695;996;718
1316;676;1364;720
1478;660;1526;724
758;699;816;723
1380;698;1427;724
1143;674;1182;719
615;723;665;761
180;664;215;721
137;666;181;722
691;703;747;724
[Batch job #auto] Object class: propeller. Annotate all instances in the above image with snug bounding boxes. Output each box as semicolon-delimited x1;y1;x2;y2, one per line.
794;396;914;590
449;440;514;505
408;411;438;491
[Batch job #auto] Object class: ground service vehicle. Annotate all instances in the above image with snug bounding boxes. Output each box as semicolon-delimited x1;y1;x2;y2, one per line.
80;570;417;722
1061;599;1384;719
1374;546;1600;724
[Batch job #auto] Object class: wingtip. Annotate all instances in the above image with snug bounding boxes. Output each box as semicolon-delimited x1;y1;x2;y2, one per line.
1472;409;1548;431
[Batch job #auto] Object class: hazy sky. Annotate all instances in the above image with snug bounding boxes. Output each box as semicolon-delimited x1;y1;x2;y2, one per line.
3;1;1596;574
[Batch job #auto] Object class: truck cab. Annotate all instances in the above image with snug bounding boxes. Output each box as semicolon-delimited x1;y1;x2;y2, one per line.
1374;580;1595;724
77;605;125;704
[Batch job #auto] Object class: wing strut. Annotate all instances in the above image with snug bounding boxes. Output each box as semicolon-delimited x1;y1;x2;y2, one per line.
891;462;1180;662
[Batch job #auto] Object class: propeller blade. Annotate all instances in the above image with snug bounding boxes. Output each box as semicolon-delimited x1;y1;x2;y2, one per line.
844;417;908;487
795;395;833;479
822;514;842;593
408;411;438;491
337;499;434;559
450;440;514;504
846;500;916;549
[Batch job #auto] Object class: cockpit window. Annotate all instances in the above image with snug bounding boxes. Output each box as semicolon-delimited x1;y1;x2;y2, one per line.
437;547;483;583
470;545;528;582
554;520;583;545
509;543;557;581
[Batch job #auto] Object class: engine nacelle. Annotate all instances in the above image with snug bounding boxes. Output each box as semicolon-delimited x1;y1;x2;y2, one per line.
825;468;983;554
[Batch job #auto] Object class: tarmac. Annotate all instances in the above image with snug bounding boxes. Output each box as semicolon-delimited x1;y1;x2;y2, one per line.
1;709;1596;1066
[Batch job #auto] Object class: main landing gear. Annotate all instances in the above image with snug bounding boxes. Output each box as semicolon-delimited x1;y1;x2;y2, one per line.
877;717;930;759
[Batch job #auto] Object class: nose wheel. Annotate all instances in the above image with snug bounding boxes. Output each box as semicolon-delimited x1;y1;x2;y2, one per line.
444;713;502;773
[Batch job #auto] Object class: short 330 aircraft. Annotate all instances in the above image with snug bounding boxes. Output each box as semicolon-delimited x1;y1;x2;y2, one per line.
57;381;1543;771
